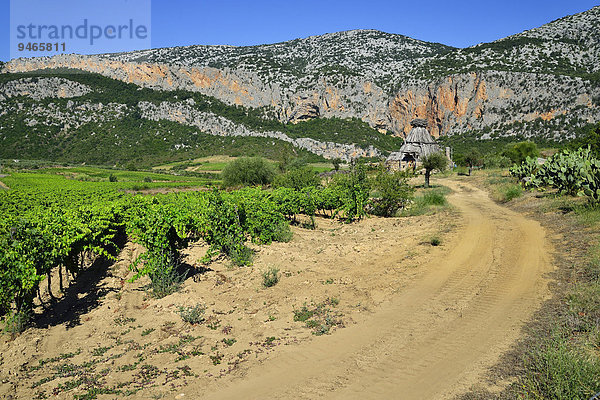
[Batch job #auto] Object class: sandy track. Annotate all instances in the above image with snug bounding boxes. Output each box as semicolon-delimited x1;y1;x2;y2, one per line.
197;180;553;399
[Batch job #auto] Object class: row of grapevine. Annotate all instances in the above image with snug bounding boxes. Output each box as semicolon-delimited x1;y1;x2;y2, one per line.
0;170;375;327
0;189;128;319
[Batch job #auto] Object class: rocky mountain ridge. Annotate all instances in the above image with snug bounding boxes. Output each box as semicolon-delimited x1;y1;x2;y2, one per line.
1;6;599;164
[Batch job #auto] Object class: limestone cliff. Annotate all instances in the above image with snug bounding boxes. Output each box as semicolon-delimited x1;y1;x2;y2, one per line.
390;72;600;139
2;6;600;162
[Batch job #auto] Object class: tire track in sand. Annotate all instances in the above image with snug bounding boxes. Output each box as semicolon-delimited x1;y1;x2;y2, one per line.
196;180;553;400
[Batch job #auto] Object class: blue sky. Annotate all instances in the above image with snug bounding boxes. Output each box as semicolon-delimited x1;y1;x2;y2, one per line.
1;0;599;61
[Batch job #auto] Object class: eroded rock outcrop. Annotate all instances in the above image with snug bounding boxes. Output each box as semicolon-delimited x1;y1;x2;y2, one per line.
138;100;380;161
0;77;92;101
289;98;320;123
390;71;600;139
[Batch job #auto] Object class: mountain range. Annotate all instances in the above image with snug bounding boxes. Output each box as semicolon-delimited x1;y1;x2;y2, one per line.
1;6;599;165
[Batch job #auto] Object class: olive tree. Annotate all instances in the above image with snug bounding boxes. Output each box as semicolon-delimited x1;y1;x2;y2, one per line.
421;152;448;188
222;157;277;187
463;149;482;176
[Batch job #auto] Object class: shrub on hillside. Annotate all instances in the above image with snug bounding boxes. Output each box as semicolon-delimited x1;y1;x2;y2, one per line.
568;123;600;157
221;157;276;187
273;166;320;190
502;141;539;165
369;167;414;217
482;154;512;169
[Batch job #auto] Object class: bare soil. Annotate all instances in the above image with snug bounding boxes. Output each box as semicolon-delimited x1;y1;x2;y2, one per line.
0;179;554;399
195;180;555;400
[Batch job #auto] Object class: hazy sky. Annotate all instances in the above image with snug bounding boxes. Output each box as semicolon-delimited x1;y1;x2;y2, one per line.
1;0;598;61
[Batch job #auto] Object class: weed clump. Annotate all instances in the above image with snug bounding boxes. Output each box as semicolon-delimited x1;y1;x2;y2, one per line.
293;298;343;336
141;328;155;336
177;304;206;325
422;190;447;206
148;261;187;299
262;267;280;288
2;308;31;335
271;221;293;243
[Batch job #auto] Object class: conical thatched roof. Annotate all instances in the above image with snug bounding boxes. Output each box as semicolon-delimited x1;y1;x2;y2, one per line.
387;119;441;162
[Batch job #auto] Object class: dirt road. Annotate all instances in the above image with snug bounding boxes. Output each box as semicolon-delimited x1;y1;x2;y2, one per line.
198;180;553;399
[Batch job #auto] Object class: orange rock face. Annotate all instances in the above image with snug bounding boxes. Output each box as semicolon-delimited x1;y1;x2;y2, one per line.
389;74;491;137
323;86;344;112
540;110;560;121
5;55;256;103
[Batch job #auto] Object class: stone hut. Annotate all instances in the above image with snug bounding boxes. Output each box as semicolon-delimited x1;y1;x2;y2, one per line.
386;119;443;170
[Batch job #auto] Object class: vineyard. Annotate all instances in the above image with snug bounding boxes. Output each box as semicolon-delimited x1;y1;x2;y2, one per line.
0;164;397;332
5;156;599;399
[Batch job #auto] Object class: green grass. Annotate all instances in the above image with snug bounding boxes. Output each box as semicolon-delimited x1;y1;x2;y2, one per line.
402;186;450;216
485;173;513;186
521;334;600;400
575;205;600;227
491;183;523;203
0;168;215;191
455;166;469;176
192;162;229;171
307;162;337;173
161;159;332;174
43;166;206;182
